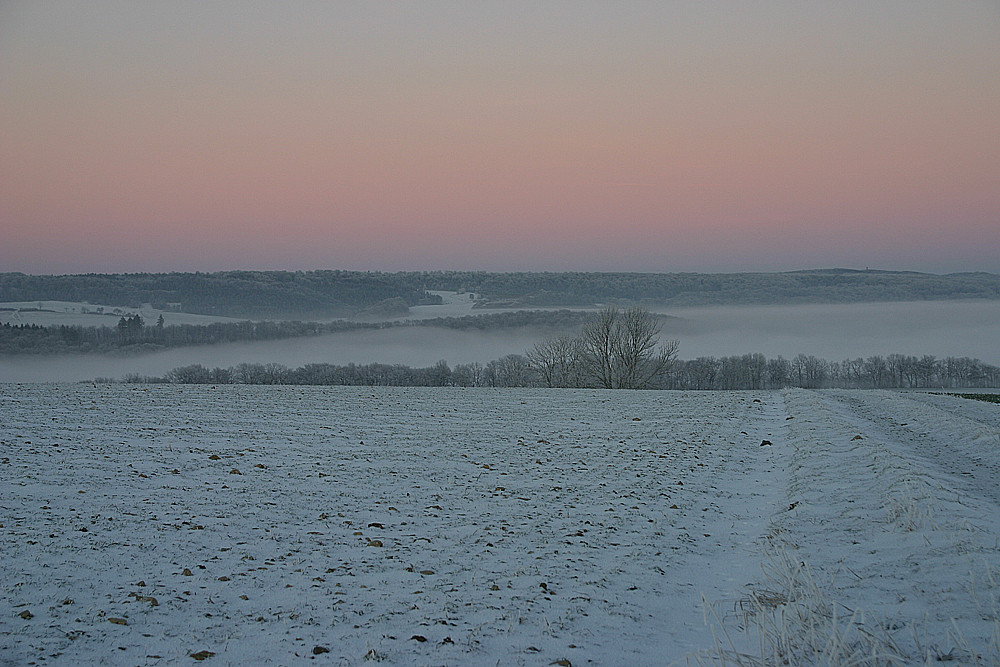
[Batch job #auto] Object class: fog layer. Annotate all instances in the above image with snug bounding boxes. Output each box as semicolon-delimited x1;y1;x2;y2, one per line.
658;300;1000;364
2;301;998;383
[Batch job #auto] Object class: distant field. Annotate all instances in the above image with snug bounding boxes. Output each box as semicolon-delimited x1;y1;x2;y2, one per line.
0;301;243;328
0;292;595;328
2;386;998;665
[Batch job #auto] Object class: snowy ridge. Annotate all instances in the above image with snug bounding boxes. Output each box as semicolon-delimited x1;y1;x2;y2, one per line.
825;390;1000;509
707;389;1000;664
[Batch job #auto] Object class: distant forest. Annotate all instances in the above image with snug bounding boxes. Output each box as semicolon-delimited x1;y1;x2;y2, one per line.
0;271;435;319
0;310;594;355
121;352;1000;390
2;269;998;319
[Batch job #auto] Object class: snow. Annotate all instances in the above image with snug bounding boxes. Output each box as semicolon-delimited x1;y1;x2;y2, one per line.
405;291;480;320
1;385;998;665
0;302;242;328
760;389;1000;664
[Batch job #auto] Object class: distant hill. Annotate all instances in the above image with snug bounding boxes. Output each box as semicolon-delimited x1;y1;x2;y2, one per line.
0;271;436;319
431;269;1000;308
1;269;997;319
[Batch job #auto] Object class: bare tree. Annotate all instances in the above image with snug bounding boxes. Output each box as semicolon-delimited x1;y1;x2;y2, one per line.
579;306;618;388
580;306;679;389
527;335;586;387
485;354;532;387
452;362;484;387
766;356;791;389
791;354;828;388
863;355;888;388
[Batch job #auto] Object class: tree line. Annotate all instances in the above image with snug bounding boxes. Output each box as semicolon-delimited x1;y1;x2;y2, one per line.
0;310;593;355
666;353;1000;390
120;352;1000;390
119;358;531;388
0;318;373;354
429;268;1000;308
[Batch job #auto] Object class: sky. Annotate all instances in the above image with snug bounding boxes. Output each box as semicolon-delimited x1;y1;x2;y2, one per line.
2;1;998;275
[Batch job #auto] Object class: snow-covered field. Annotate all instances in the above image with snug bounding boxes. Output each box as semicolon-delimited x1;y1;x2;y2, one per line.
2;385;998;666
0;302;243;329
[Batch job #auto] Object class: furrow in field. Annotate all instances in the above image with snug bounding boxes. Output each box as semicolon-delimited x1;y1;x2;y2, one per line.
821;389;1000;512
740;388;1000;664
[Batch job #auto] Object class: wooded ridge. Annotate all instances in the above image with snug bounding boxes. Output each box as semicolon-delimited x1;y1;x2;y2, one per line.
2;269;998;319
0;310;597;355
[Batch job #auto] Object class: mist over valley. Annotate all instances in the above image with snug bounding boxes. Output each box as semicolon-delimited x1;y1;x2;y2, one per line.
3;298;998;383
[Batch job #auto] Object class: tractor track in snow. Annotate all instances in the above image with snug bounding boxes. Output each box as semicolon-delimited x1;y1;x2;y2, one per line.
816;389;1000;514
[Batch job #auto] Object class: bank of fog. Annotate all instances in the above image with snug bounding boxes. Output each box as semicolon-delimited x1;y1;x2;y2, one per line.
123;300;1000;388
1;300;998;384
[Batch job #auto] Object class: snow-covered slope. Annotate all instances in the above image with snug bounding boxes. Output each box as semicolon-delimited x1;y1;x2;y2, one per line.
1;385;997;665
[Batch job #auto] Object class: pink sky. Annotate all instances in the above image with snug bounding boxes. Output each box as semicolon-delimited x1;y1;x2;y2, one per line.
2;2;998;274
